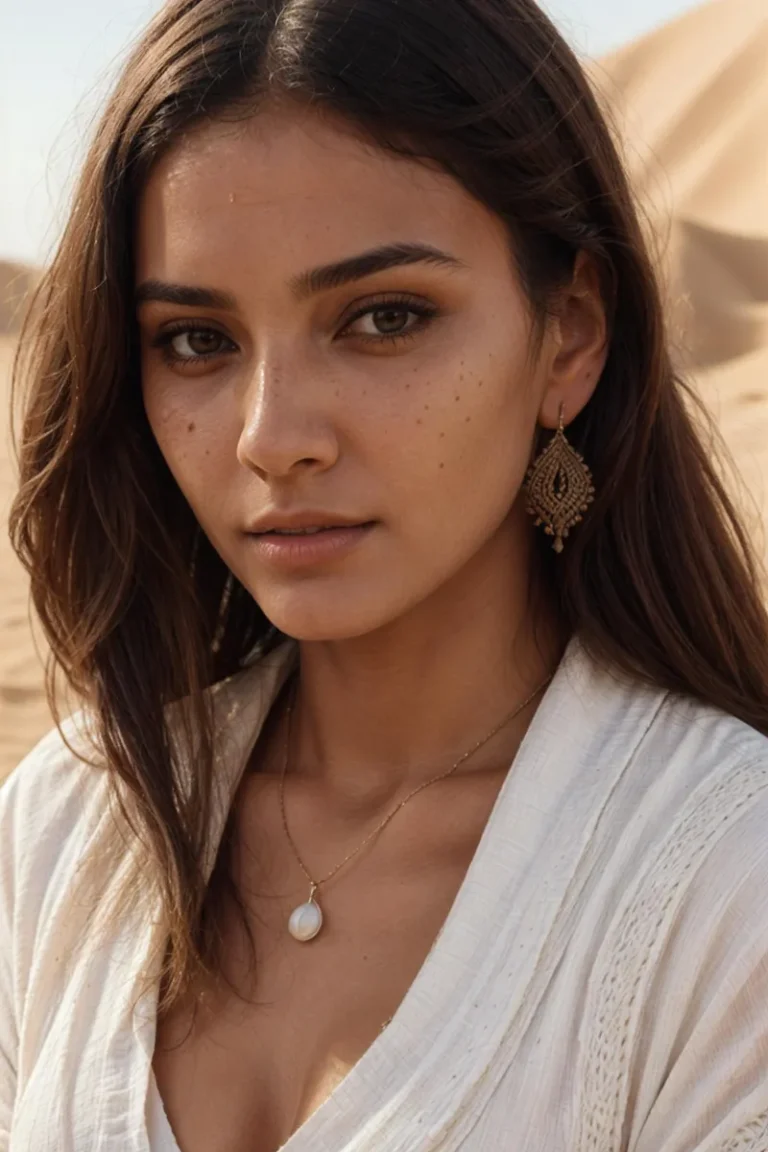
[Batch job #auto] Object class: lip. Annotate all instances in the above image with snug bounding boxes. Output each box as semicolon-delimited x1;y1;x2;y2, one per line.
247;522;377;568
247;510;372;534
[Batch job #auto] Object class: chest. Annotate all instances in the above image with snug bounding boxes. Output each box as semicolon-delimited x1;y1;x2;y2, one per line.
151;771;505;1152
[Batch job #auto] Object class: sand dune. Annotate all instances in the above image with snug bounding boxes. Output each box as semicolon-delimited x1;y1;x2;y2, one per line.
1;0;768;777
591;0;768;552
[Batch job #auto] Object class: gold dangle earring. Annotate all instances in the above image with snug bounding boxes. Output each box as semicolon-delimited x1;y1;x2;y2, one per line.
524;402;595;553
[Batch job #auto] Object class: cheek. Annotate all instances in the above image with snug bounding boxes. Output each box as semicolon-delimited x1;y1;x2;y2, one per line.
141;378;235;505
360;353;535;585
381;357;532;504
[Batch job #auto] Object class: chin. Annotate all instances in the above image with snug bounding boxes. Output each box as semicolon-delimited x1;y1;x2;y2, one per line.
251;579;420;643
254;592;391;642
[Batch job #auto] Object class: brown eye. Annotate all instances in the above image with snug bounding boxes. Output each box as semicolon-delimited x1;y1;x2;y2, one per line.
170;329;227;358
370;308;412;335
350;307;419;338
339;296;439;345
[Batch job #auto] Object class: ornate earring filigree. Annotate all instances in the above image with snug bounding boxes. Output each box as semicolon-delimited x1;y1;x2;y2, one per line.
525;403;595;553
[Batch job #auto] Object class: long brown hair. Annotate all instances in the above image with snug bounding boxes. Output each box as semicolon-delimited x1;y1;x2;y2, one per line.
9;0;768;1010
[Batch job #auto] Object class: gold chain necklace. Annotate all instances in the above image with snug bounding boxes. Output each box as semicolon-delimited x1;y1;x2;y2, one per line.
279;670;552;942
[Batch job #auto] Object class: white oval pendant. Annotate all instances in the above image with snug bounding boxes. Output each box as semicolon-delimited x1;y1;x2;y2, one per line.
288;898;323;942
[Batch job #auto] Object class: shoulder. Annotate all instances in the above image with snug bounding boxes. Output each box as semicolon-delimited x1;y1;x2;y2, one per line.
0;637;298;903
650;686;768;769
562;637;768;792
641;690;768;936
565;646;768;967
579;635;768;822
1;710;108;825
0;714;111;921
621;687;768;920
607;682;768;954
574;686;768;1151
564;639;768;861
639;688;768;854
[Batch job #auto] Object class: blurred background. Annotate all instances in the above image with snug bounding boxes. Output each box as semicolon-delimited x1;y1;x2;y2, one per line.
1;0;766;777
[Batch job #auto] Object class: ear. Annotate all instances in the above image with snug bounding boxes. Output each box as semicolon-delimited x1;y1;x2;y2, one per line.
537;251;608;429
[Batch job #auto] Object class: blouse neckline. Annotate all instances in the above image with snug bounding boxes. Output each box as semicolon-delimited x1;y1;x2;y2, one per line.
136;631;657;1152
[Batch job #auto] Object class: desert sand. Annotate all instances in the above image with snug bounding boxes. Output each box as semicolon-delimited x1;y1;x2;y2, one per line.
1;0;767;779
0;333;51;778
589;0;768;557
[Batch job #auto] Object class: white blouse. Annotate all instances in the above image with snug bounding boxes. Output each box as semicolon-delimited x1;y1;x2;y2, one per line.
146;1070;181;1150
4;634;768;1152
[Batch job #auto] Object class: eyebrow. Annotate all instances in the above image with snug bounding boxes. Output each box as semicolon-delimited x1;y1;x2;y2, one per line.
289;242;465;299
135;242;465;310
134;281;237;310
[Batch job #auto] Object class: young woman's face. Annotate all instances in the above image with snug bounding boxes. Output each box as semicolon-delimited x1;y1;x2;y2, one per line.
136;103;558;640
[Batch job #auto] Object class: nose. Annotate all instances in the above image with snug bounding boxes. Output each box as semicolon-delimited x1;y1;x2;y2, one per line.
236;354;339;480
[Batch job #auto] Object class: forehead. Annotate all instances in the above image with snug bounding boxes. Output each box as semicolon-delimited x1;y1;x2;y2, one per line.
135;102;511;286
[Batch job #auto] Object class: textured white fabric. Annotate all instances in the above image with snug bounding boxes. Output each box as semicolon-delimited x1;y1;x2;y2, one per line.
146;1070;181;1151
3;634;768;1152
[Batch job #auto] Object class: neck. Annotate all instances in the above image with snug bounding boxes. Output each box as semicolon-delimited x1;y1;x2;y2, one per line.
272;523;565;811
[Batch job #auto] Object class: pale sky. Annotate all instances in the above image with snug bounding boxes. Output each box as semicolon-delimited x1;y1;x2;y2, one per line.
1;0;704;265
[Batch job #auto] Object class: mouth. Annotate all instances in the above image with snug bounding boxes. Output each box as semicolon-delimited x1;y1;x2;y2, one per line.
247;521;378;567
256;524;369;536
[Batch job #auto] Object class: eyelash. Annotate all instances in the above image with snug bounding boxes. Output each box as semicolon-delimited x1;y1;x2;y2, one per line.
149;294;439;366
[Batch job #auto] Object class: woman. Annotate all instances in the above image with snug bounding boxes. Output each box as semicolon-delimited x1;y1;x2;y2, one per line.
3;0;768;1148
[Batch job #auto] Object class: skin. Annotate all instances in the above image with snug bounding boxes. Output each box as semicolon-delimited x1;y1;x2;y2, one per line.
136;99;607;1149
136;98;606;805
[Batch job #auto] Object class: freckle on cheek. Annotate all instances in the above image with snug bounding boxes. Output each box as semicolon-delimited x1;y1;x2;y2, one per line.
439;463;444;469
187;421;195;432
439;432;445;439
